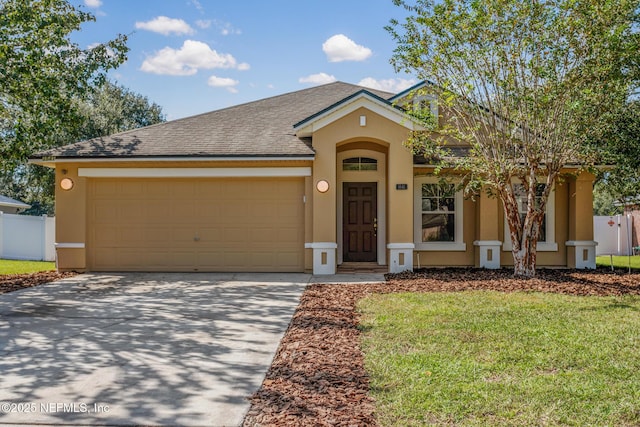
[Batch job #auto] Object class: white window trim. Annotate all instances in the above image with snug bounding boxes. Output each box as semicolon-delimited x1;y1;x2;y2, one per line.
412;94;438;122
503;182;558;252
414;176;466;251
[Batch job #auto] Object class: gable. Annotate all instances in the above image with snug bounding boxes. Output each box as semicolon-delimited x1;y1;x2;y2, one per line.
294;90;424;138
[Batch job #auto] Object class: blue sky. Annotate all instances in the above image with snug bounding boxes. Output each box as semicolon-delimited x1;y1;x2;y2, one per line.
71;0;416;120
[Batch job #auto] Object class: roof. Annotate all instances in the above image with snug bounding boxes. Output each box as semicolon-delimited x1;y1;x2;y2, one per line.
0;195;30;209
31;82;395;160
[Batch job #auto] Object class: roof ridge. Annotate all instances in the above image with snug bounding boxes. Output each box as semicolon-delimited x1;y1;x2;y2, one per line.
71;82;374;142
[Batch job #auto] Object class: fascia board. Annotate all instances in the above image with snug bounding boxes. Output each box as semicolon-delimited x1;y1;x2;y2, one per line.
295;94;423;137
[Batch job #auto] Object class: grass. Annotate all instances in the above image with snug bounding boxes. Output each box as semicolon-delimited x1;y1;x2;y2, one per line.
359;292;640;426
0;259;56;275
596;255;640;270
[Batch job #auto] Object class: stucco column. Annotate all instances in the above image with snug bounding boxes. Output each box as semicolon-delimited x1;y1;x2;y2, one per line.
386;139;415;273
55;165;87;271
473;190;501;268
309;140;337;275
566;171;596;268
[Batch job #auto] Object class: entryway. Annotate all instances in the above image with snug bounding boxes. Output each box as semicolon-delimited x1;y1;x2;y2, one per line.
343;182;377;262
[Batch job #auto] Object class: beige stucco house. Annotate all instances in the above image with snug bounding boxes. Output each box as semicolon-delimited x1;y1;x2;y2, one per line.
30;81;597;274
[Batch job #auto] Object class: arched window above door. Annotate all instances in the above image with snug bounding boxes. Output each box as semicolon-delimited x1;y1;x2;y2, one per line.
342;157;377;171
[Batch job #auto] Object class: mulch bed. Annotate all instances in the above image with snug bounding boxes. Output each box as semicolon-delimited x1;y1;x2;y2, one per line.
243;268;640;426
0;271;77;295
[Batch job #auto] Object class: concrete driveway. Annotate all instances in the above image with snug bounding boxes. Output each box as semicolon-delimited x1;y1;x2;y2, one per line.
0;272;315;426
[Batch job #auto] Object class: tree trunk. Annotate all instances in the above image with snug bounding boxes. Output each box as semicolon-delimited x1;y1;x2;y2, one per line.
502;186;542;279
512;244;537;278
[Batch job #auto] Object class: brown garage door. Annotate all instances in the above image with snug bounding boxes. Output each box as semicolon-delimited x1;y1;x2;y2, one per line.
87;178;305;272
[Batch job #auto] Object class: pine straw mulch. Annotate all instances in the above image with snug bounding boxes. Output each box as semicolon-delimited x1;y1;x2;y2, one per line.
242;268;640;427
0;271;77;295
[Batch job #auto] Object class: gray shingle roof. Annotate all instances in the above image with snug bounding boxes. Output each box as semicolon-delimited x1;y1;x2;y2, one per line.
32;82;394;159
0;195;30;209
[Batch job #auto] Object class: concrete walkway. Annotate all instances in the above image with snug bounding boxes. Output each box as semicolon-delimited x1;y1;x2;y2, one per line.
0;272;384;427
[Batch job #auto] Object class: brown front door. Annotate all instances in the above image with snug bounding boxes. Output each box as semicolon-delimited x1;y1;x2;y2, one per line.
343;182;377;262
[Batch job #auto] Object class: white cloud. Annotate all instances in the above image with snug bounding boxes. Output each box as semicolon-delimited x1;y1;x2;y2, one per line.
190;0;204;12
140;40;247;76
84;0;102;8
237;62;250;71
87;42;117;59
299;73;337;86
322;34;372;63
215;20;241;36
195;19;212;29
135;16;195;36
358;77;417;93
208;76;239;93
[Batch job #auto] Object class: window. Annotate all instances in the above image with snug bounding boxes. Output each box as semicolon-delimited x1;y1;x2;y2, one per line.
503;182;557;251
414;178;466;250
420;183;456;242
411;95;438;128
342;157;377;171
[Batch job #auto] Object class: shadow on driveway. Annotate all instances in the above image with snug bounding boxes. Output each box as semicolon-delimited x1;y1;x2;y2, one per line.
0;273;308;426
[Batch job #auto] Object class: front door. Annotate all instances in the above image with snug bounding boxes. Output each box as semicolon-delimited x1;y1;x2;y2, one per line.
343;182;377;262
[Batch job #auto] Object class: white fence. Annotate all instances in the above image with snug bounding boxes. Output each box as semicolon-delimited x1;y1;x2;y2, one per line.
0;213;55;261
594;214;633;256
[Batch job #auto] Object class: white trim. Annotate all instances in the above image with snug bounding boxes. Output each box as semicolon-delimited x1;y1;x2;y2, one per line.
31;156;314;165
565;240;598;247
503;182;557;252
55;243;85;249
414;176;467;251
295;93;423;137
415;242;467;251
305;242;338;249
0;201;30;209
473;240;502;246
387;243;415;249
78;167;312;178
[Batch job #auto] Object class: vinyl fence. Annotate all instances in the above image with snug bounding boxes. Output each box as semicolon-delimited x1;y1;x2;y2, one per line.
0;213;55;261
594;214;634;256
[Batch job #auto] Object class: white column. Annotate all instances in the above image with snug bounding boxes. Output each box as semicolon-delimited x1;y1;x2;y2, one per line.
473;240;502;269
565;241;598;269
305;242;338;275
387;243;414;273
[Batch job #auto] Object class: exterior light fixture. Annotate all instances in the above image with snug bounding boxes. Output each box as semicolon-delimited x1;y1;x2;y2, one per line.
60;178;74;191
316;180;330;193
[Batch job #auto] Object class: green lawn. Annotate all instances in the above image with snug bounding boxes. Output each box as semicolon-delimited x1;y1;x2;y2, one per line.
0;259;56;275
359;292;640;426
596;255;640;270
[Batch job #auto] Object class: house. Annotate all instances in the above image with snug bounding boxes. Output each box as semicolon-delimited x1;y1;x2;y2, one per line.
30;81;597;274
0;195;30;214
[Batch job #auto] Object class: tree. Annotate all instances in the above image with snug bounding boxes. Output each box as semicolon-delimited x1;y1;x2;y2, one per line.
0;0;129;214
2;81;166;215
75;81;165;141
388;0;640;277
592;100;640;213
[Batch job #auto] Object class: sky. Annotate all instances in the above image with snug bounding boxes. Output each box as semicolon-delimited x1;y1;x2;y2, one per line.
70;0;417;120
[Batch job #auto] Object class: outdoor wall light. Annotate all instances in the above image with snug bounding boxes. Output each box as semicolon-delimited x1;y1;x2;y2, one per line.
60;178;74;191
316;180;330;193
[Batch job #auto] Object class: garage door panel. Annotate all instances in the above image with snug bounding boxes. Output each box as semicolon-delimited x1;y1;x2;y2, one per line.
252;228;277;243
276;228;303;245
88;178;304;272
277;252;304;269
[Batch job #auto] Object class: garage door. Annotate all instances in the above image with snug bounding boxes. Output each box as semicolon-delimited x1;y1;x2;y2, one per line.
87;178;305;272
